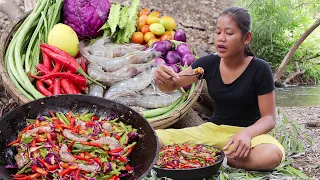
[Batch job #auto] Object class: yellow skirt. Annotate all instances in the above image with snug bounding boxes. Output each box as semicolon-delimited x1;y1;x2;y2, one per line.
156;122;285;162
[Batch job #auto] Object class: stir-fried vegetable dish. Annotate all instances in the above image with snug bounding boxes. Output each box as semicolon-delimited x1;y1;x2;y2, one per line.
155;143;221;169
6;111;139;180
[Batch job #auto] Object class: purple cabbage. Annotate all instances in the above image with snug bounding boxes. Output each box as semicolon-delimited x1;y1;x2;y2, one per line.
103;162;112;173
5;164;18;169
128;132;138;141
45;153;59;165
119;173;129;177
37;116;45;121
63;0;111;39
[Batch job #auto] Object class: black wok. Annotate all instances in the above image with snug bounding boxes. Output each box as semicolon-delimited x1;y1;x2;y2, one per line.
0;95;160;180
154;145;225;180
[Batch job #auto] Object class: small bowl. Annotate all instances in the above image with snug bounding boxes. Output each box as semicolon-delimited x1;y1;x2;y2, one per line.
153;145;225;180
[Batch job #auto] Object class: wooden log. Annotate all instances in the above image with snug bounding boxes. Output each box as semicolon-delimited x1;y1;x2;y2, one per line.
170;109;206;129
192;102;212;120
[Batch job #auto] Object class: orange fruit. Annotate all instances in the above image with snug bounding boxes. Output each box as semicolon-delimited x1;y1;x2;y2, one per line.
131;32;144;44
137;15;148;31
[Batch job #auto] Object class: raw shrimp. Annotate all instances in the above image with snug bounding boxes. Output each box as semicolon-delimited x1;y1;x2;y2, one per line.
62;129;90;142
112;90;182;108
140;83;163;95
91;136;120;150
102;122;112;132
88;37;145;57
80;43;160;72
15;154;26;169
87;63;140;86
104;68;156;99
138;90;182;109
77;163;101;172
59;144;76;163
88;84;104;97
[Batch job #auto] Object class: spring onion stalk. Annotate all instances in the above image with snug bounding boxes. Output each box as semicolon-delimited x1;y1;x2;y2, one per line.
147;95;187;122
142;96;184;118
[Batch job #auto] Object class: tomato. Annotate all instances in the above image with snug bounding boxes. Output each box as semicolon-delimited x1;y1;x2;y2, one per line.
131;32;144;44
138;8;150;16
140;25;150;34
137;15;148;31
147;15;160;25
160;31;173;41
144;32;156;43
149;11;161;18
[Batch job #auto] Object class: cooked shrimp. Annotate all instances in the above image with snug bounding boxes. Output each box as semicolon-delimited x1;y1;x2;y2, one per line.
74;120;86;130
59;144;76;163
91;136;120;150
26;126;51;136
102;122;112;132
77;163;101;172
62;129;90;142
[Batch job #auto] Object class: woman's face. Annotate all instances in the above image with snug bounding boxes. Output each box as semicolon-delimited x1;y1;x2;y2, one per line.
215;15;249;58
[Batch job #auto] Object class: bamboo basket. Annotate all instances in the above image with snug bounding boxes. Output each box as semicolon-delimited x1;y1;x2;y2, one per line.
0;13;204;129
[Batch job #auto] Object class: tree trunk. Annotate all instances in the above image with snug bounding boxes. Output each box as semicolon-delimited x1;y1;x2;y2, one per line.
0;0;24;20
273;18;320;82
283;70;305;84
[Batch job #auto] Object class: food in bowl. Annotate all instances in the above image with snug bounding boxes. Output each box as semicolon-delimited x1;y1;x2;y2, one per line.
155;143;221;169
6;110;139;180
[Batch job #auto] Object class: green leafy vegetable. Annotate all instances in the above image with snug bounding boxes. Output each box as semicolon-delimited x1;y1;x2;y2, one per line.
107;3;121;36
21;134;34;144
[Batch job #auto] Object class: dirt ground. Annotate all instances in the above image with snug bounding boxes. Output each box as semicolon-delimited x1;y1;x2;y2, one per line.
1;0;320;179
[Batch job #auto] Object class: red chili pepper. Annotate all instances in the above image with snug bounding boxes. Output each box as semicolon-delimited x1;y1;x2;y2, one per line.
35;136;47;143
118;156;127;163
104;130;110;137
110;156;115;161
85;121;95;126
59;165;78;176
33;72;87;86
109;175;120;180
7;138;21;146
49;110;55;117
42;79;53;87
40;44;103;87
80;142;102;147
124;146;134;157
31;140;36;147
42;50;52;71
93;158;102;167
72;125;81;133
60;124;75;130
125;164;132;171
68;80;81;94
12;174;26;178
85;152;93;158
77;85;87;92
68;140;76;152
36;81;53;96
40;46;79;74
80;57;86;73
13;173;40;180
91;115;99;121
73;155;91;162
115;134;121;140
108;148;124;154
61;78;75;94
46;132;56;147
32;165;48;175
36;63;51;76
53;78;61;95
70;117;76;127
51;62;62;73
74;169;81;180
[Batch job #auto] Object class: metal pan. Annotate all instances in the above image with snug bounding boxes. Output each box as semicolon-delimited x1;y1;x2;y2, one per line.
153;145;225;180
0;94;160;180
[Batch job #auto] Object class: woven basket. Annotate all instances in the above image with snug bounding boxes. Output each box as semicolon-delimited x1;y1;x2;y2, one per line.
0;13;204;129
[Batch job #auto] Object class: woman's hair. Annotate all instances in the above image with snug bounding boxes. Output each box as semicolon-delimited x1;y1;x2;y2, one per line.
219;7;254;56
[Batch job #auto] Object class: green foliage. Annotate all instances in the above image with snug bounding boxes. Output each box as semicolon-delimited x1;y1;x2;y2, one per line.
234;0;320;83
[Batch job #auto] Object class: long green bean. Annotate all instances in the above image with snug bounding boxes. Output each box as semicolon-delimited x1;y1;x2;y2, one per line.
142;96;184;118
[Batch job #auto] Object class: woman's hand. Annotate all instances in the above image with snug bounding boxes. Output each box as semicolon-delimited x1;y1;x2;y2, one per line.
154;65;179;86
223;130;252;159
